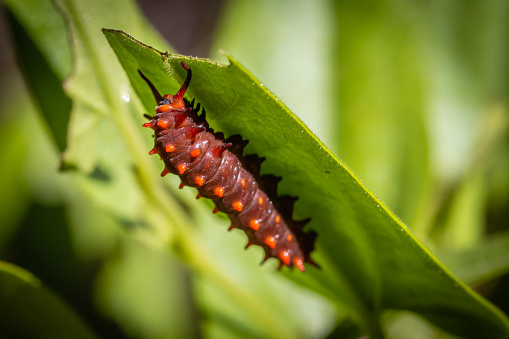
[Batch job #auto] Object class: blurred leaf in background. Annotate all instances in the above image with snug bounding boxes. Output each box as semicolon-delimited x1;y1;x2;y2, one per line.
0;0;508;338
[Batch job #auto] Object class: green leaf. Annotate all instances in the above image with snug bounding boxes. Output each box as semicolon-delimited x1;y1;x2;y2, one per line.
4;1;72;151
0;119;30;252
0;261;98;339
103;29;509;338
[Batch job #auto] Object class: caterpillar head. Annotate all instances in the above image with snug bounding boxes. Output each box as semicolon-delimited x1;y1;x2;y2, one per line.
156;62;192;111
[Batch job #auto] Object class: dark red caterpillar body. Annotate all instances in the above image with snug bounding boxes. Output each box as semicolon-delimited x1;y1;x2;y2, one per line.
142;62;317;271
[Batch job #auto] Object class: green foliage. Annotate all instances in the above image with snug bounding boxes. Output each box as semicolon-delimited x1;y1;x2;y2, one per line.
0;262;97;338
1;0;509;338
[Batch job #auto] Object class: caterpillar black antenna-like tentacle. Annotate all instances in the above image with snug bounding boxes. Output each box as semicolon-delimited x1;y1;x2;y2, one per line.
138;69;162;103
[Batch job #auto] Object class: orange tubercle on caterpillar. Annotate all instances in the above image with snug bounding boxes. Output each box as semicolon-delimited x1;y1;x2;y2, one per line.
279;251;290;266
265;236;276;249
155;104;172;113
293;258;306;272
233;201;243;212
177;164;186;174
190;149;201;158
165;144;175;152
195;176;204;186
171;100;184;109
214;187;224;197
249;219;260;231
157;120;169;129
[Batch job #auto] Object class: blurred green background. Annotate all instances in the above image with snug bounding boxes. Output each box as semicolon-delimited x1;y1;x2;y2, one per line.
1;0;508;338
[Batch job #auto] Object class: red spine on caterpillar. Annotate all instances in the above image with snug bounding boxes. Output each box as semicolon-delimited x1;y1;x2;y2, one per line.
140;62;317;272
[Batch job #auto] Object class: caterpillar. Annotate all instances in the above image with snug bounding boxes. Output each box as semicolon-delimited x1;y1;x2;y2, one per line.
141;62;317;271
